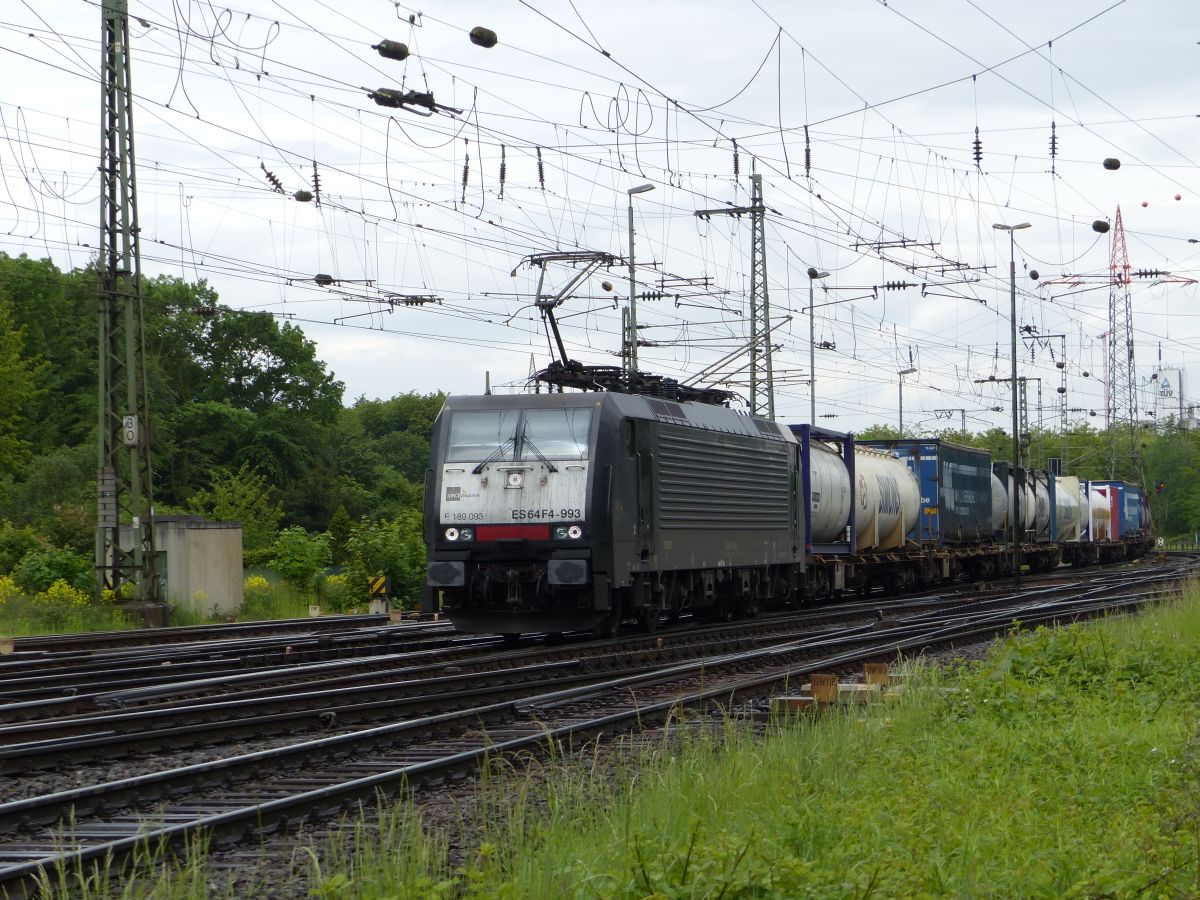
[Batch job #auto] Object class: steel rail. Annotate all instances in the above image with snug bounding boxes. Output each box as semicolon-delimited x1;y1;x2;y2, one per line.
0;571;1181;897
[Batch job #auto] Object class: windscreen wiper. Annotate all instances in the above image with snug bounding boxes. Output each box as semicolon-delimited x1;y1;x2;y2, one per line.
471;438;515;475
519;435;558;473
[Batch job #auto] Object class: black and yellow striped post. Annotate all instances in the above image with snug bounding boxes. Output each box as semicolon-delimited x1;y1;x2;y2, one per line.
368;575;390;615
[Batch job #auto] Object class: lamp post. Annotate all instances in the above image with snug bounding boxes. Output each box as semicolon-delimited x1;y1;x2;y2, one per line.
806;267;830;424
897;367;916;433
994;221;1031;588
626;183;655;374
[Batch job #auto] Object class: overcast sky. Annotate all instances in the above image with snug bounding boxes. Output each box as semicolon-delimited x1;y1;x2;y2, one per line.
1;0;1197;434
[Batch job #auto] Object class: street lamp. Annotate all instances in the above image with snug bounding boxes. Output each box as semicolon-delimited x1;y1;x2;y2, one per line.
626;183;655;374
994;221;1031;588
897;367;916;433
806;267;830;424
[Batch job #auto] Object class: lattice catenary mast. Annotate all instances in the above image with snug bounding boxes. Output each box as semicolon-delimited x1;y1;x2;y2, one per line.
1106;207;1138;479
96;0;160;604
694;172;775;417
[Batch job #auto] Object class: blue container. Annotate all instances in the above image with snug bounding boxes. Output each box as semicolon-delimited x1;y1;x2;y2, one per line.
859;439;992;545
1120;484;1144;537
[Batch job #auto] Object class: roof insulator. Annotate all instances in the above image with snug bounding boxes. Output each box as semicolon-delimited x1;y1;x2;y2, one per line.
469;26;498;48
293;189;314;203
373;39;409;61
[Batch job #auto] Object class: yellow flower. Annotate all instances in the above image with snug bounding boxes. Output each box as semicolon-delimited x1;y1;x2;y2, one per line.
0;575;23;605
243;574;271;596
36;580;90;608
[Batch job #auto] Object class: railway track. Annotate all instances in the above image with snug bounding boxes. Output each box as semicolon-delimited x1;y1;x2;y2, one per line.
0;567;1143;748
0;560;1151;713
6;613;396;654
0;557;1193;897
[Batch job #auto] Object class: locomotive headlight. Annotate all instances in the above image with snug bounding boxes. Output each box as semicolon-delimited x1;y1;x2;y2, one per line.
567;525;583;540
553;525;569;540
459;528;474;542
444;527;460;541
505;471;524;489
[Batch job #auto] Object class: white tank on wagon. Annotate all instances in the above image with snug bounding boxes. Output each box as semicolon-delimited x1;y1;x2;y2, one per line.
808;441;852;543
1032;476;1051;539
1055;475;1081;542
1088;483;1113;541
990;472;1008;533
852;447;920;550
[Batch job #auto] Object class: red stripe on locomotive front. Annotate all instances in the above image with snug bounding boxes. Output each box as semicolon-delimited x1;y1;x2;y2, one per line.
476;524;551;541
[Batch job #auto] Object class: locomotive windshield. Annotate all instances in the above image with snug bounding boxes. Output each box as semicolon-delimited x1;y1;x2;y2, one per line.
445;408;592;462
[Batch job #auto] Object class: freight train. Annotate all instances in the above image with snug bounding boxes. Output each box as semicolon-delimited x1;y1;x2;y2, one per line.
423;392;1152;635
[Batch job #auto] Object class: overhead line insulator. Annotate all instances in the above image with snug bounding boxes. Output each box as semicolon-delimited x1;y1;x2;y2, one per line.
372;39;410;61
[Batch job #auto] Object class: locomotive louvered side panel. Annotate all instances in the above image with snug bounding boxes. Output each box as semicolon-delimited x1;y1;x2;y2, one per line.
654;427;791;529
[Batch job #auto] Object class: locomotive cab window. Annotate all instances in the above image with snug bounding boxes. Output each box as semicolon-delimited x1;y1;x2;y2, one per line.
522;408;591;460
446;410;520;462
446;408;592;462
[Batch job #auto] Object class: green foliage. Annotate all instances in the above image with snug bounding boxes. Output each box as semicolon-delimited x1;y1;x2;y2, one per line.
11;546;93;593
0;292;45;479
0;521;40;573
0;576;132;637
341;511;425;610
238;576;316;621
187;463;283;563
267;526;331;589
326;505;353;566
854;423;902;440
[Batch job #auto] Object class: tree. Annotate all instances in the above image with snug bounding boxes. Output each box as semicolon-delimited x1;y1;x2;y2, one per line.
187;463;283;562
268;527;331;589
343;511;425;607
0;294;45;480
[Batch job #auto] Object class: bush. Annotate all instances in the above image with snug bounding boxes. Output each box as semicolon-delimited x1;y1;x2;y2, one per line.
0;574;22;604
35;579;90;608
243;574;271;598
342;512;424;609
321;573;352;610
12;546;92;594
268;527;331;589
0;521;40;574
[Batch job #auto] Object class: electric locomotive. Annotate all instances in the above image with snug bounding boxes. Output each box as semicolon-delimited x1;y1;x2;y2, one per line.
424;391;806;635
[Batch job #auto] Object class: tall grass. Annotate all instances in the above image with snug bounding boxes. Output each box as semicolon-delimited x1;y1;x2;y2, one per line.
306;592;1200;898
0;594;133;636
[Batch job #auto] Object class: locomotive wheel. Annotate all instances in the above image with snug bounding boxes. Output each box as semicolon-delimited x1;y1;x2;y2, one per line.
638;607;659;634
594;607;621;639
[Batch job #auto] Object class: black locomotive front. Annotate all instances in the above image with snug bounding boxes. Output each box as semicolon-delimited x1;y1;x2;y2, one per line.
424;394;621;634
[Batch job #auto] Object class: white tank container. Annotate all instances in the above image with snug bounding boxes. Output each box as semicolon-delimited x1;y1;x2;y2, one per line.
809;442;851;543
990;472;1008;533
1005;474;1017;530
1022;480;1036;532
1055;475;1081;542
1089;486;1112;541
853;448;920;550
1033;477;1051;539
